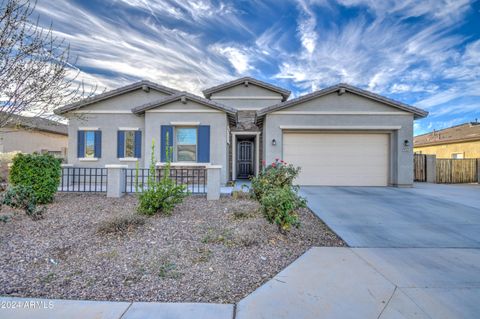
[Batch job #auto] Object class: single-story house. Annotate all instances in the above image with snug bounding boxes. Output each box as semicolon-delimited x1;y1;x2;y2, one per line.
414;121;480;158
54;77;428;187
0;112;68;157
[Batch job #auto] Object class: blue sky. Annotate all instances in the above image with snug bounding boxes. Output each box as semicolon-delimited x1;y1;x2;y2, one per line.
35;0;480;135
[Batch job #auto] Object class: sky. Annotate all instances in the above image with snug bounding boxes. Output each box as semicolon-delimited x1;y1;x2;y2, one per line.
34;0;480;135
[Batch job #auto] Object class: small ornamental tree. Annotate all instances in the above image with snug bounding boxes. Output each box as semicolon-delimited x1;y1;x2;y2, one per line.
9;153;61;204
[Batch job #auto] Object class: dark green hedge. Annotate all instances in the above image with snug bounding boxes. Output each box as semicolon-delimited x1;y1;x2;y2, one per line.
9;153;61;204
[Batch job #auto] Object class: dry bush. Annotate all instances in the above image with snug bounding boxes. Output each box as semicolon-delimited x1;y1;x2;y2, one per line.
97;214;146;235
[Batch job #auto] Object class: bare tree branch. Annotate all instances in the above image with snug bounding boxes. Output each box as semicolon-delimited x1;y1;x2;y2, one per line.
0;0;98;127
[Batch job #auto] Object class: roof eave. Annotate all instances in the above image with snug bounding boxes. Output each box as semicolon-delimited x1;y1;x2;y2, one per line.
257;84;428;119
203;77;291;101
54;80;179;115
132;93;237;116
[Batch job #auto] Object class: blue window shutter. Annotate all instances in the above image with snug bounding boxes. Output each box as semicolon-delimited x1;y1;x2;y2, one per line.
94;131;102;158
134;131;142;158
77;130;85;158
160;125;173;162
198;125;210;163
117;131;125;158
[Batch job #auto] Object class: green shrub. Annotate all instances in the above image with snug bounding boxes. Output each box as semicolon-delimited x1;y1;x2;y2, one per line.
137;139;187;216
251;159;306;232
260;186;306;232
9;153;61;204
250;159;300;201
2;185;45;220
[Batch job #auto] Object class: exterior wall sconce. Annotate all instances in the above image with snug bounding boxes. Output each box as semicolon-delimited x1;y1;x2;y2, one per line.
404;140;410;147
272;139;277;146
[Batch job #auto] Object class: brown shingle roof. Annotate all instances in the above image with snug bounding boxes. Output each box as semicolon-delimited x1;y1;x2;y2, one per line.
1;112;67;135
414;122;480;147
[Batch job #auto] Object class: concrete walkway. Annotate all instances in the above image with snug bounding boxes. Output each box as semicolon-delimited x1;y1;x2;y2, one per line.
0;298;233;319
237;247;480;319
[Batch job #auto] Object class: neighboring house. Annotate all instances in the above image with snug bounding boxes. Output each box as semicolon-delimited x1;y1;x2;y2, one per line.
414;122;480;159
54;77;428;187
0;113;68;157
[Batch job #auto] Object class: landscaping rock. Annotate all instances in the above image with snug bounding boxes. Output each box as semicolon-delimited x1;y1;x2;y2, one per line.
0;193;345;303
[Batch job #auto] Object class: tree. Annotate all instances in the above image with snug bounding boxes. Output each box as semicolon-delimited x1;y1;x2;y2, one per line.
0;0;96;127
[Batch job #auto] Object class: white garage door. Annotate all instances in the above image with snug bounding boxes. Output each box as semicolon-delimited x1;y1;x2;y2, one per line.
283;132;389;186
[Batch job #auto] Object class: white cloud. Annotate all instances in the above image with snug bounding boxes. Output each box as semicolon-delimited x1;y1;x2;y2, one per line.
210;45;253;74
32;0;479;131
296;0;318;54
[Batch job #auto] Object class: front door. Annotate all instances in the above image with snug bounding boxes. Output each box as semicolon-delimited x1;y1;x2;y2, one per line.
237;140;254;179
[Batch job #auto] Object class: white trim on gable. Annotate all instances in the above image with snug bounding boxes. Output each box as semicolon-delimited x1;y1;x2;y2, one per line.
145;109;222;113
211;96;282;100
72;110;132;114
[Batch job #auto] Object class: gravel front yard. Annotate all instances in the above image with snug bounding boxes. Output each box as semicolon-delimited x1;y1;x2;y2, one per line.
0;193;345;303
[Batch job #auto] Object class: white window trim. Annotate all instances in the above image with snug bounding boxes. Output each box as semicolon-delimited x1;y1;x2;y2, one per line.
156;162;209;167
170;122;200;126
79;127;100;131
79;157;99;161
119;157;139;162
118;127;140;131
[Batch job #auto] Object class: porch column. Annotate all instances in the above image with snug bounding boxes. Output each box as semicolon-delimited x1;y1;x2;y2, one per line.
207;165;222;200
105;164;128;198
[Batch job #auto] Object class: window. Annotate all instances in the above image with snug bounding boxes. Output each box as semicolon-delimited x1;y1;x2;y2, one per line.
124;131;135;158
117;129;141;159
452;153;464;159
84;131;95;158
176;127;197;162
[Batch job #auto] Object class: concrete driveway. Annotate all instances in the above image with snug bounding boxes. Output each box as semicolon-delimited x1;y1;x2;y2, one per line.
301;183;480;248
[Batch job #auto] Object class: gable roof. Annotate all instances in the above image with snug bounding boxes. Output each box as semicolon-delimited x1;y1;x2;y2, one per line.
1;112;67;135
54;80;179;115
256;83;428;119
202;76;291;101
414;122;480;147
132;92;237;123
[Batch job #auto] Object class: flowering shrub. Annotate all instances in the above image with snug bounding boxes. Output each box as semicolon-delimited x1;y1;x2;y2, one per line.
250;159;306;232
250;159;300;201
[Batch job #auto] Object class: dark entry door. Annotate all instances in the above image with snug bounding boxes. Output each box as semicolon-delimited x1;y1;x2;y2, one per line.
237;140;254;179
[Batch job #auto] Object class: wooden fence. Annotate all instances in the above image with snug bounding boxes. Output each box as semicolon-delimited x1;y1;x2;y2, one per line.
414;154;426;182
436;159;478;184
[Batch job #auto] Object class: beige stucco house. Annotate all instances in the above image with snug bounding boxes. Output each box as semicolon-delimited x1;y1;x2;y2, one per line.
54;77;428;187
0;113;68;157
414;122;480;158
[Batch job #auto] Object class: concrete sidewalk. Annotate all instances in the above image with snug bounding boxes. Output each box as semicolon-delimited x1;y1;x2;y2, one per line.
0;298;234;319
3;247;479;318
237;247;480;319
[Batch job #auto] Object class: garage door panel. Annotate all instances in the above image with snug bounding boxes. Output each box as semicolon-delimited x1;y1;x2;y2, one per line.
283;133;389;186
